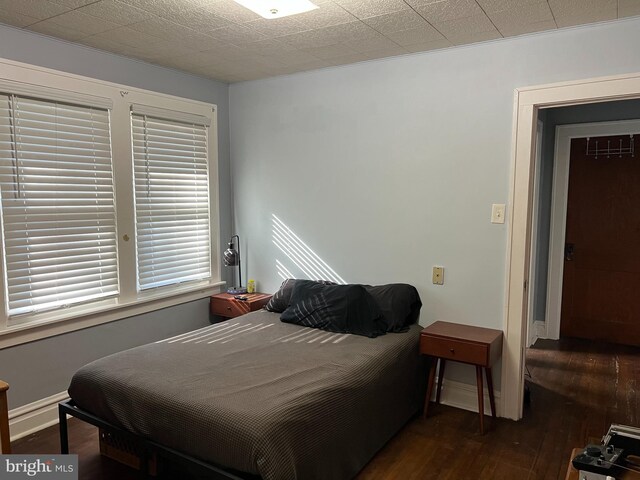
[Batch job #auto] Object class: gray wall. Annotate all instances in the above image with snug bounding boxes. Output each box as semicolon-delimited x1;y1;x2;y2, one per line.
532;99;640;323
0;24;230;408
2;300;211;409
229;16;640;388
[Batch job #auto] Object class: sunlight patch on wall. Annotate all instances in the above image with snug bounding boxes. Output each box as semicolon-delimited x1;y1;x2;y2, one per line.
272;214;346;284
276;259;294;281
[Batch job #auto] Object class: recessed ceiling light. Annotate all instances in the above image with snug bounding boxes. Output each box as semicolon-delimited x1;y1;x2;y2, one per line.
233;0;319;19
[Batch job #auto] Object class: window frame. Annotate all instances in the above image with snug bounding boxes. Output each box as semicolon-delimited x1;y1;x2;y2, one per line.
0;58;222;349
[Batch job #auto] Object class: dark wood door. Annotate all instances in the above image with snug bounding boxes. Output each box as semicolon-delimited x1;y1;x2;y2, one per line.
560;134;640;346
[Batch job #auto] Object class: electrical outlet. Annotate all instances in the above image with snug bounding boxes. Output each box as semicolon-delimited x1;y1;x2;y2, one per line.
432;266;444;285
491;204;506;224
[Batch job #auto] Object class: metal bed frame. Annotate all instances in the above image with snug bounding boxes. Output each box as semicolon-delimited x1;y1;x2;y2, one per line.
58;399;258;479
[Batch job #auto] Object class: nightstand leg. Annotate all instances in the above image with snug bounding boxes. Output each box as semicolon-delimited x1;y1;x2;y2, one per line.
486;367;496;418
476;365;484;435
435;359;446;404
423;358;437;419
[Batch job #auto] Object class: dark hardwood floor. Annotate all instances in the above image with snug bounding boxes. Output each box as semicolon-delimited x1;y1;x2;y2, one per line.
11;338;640;479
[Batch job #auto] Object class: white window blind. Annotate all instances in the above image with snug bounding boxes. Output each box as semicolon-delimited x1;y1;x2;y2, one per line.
131;112;211;290
0;94;118;316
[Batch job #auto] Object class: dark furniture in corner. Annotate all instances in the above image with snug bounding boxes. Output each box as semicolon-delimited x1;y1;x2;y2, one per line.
420;320;503;434
209;292;272;319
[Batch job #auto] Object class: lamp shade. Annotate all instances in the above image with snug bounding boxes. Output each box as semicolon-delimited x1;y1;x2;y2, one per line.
223;244;239;266
223;234;246;294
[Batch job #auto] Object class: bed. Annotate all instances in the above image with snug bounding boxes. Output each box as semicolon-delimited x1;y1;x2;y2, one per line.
63;284;424;479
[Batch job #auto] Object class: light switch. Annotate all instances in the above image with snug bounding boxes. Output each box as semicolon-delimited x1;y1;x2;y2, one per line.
491;204;505;224
432;266;444;285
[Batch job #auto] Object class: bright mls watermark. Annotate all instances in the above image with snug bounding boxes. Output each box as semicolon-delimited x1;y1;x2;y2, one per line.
0;455;78;479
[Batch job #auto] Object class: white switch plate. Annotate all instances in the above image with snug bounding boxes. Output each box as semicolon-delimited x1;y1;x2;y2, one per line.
432;266;444;285
491;204;505;224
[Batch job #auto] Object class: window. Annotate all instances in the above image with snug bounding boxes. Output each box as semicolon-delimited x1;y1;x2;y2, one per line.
0;94;118;316
131;108;211;290
0;59;220;343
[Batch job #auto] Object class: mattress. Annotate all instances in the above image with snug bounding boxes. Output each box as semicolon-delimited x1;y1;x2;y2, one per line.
68;309;423;480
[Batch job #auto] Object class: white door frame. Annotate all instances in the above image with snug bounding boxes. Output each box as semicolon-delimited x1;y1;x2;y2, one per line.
501;72;640;421
545;119;640;340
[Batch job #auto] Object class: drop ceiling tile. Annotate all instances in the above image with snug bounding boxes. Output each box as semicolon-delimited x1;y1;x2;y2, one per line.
51;0;101;7
384;24;446;45
125;40;195;58
548;0;616;27
238;38;300;56
333;0;410;20
269;50;323;66
127;16;189;38
210;24;269;44
433;12;497;37
77;1;154;26
363;9;431;35
414;0;484;23
476;0;543;13
244;17;309;38
89;26;162;47
0;0;71;21
323;20;382;41
499;19;557;36
296;2;358;29
165;6;233;33
26;21;88;41
278;20;378;48
554;11;617;28
326;52;373;65
0;11;40;28
403;38;453;52
619;0;640;17
118;0;209;19
447;28;502;45
487;1;555;32
363;44;408;59
77;34;130;52
38;10;122;35
202;0;262;24
301;42;359;59
172;32;223;50
342;32;402;52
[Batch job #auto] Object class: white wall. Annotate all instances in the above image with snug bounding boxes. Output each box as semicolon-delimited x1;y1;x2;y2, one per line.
229;16;640;387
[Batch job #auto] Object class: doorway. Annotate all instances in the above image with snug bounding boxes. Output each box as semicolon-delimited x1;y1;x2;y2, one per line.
560;133;640;345
503;72;640;421
542;119;640;345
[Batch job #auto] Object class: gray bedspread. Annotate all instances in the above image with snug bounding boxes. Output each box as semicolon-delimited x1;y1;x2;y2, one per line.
68;309;423;480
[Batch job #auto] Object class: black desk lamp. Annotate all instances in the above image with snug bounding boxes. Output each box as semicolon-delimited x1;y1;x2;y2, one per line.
223;234;247;294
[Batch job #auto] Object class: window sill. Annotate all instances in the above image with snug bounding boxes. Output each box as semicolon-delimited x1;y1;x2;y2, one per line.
0;280;225;349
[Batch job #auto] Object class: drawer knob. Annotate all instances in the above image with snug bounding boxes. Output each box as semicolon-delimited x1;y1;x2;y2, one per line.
227;306;232;311
449;348;455;353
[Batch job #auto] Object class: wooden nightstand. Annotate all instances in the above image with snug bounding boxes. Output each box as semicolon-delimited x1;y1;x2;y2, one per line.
420;321;503;434
209;293;272;319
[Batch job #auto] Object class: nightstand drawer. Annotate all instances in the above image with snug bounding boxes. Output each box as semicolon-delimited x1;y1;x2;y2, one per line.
210;300;248;318
209;293;272;319
420;335;488;366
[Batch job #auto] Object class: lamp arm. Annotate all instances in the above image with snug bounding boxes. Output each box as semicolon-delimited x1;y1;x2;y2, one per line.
231;234;241;288
238;253;242;289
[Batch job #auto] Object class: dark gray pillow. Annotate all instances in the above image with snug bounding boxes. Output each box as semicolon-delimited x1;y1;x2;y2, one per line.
363;284;422;332
265;278;336;313
280;280;386;338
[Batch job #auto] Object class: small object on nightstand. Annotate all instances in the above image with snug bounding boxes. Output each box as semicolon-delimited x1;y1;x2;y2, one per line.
210;292;272;319
420;321;503;434
247;279;255;294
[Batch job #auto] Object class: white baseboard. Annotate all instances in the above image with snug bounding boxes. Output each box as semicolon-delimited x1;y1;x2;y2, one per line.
528;320;547;346
8;391;68;442
432;378;502;417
